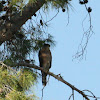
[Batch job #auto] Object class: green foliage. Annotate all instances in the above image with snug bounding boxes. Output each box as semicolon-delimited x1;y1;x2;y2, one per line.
51;0;71;8
0;28;55;65
32;34;55;51
4;59;15;66
0;65;37;100
29;0;37;5
10;0;21;5
44;0;72;9
8;0;71;9
9;0;36;10
18;68;37;91
0;67;18;90
1;31;32;65
5;90;34;100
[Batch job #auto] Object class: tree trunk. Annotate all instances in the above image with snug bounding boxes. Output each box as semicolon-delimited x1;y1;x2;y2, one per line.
0;0;46;45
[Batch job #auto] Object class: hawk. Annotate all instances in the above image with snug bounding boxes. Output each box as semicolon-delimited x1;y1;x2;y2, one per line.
38;44;52;86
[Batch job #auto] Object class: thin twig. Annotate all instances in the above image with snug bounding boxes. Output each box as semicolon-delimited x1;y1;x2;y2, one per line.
72;89;74;100
68;93;73;100
73;4;94;60
41;86;45;100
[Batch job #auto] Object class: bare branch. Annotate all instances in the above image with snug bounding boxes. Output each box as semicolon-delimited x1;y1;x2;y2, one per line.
13;62;90;100
73;3;94;60
1;62;99;100
68;93;73;100
82;90;100;99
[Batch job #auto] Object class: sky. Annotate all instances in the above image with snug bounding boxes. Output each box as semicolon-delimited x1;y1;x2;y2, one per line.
34;0;100;100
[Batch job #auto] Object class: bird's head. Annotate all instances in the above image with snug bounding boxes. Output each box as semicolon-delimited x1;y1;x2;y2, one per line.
43;44;50;49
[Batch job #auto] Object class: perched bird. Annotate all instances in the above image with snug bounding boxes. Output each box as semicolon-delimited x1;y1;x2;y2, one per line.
38;44;52;86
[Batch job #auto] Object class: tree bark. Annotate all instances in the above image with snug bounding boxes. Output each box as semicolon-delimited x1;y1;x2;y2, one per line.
0;0;46;45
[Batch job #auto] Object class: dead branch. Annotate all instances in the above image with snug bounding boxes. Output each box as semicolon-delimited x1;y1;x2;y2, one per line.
12;62;90;100
73;2;94;60
1;61;100;100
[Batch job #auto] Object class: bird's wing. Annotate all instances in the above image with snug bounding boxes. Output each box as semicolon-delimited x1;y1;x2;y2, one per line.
49;49;52;69
38;49;43;67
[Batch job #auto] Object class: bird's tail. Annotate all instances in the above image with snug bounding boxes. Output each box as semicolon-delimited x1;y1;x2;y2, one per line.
42;72;47;86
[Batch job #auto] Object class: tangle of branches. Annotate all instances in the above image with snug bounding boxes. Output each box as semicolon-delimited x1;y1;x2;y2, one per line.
73;0;94;60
